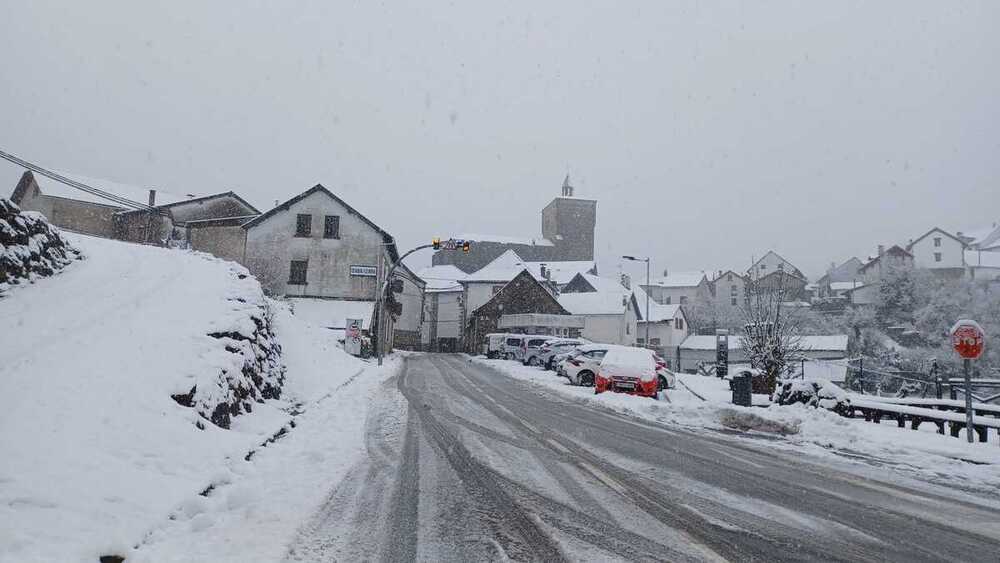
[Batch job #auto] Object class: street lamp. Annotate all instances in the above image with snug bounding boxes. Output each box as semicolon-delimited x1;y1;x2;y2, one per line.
622;255;650;349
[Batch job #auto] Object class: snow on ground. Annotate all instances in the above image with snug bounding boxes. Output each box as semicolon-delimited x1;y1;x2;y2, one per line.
0;233;398;563
132;307;403;563
470;357;1000;492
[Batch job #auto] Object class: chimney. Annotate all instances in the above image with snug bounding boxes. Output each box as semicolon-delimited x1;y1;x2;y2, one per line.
274;199;280;208
148;189;156;207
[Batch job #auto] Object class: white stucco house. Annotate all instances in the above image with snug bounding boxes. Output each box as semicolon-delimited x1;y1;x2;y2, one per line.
240;184;425;350
639;271;710;306
418;264;465;352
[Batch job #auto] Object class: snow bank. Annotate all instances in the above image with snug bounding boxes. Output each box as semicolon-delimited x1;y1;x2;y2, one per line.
0;234;290;561
471;358;1000;492
773;378;852;416
0;198;80;293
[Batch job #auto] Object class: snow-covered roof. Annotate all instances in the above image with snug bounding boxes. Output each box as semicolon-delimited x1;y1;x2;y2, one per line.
32;171;195;207
957;224;999;246
455;233;553;247
644;271;706;288
520;260;596;285
965;250;1000;269
829;281;864;291
462;250;534;283
557;291;629;315
680;334;848;352
632;284;682;322
417;265;465;292
290;298;374;330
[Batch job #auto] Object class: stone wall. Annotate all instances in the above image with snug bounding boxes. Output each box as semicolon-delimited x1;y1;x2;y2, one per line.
0;198;81;293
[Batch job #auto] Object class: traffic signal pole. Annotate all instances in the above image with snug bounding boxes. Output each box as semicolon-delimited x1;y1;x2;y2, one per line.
376;238;471;366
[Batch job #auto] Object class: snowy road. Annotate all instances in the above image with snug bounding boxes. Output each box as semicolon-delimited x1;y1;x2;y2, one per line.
287;354;1000;562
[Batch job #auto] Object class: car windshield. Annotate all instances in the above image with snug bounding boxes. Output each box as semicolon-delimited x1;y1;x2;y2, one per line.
4;4;996;561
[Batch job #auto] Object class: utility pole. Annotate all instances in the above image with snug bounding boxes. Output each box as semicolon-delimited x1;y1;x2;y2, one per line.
623;255;651;349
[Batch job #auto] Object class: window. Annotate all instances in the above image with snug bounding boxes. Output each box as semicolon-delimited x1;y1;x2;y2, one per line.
636;338;645;345
288;260;308;284
650;338;661;346
731;296;738;306
934;252;942;262
777;263;784;270
679;296;688;305
324;215;340;238
295;214;312;237
665;296;671;304
934;237;941;247
626;323;631;334
675;318;684;330
727;273;733;282
760;264;766;271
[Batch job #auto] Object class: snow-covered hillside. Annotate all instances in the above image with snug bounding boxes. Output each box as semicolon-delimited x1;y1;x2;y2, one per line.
0;234;382;562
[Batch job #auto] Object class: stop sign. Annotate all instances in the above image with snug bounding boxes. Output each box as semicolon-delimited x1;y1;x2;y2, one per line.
950;320;985;360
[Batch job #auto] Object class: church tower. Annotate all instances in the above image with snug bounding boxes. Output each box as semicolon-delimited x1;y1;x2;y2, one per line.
541;175;596;262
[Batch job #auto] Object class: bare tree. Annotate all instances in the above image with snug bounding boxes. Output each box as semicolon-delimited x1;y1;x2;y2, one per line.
739;269;803;393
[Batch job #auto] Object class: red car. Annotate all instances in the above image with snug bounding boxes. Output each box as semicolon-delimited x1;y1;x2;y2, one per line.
595;346;659;399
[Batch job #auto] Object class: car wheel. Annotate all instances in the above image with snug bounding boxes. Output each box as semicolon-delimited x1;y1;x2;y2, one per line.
579;371;595;387
657;375;667;392
527;356;539;367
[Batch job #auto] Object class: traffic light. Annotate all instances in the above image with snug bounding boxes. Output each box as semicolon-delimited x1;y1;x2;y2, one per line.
462;240;471;253
432;237;441;250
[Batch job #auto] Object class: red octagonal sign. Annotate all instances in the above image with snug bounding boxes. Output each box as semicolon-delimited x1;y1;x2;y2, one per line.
951;320;985;360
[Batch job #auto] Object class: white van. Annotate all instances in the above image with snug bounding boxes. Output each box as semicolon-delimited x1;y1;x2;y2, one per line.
484;333;507;358
502;334;528;360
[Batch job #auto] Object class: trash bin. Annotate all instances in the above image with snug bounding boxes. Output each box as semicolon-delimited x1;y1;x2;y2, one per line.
732;373;752;407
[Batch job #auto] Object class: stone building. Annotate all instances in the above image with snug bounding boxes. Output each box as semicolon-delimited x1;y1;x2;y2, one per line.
432;175;597;272
9;170;258;246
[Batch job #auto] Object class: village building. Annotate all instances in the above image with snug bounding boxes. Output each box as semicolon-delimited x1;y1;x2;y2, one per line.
906;227;968;279
239;184;425;350
432;175;597;273
10;170;257;246
632;284;688;363
463;269;576;352
417;264;465;352
707;270;748;309
814;257;863;298
639;270;711;306
557;274;641;346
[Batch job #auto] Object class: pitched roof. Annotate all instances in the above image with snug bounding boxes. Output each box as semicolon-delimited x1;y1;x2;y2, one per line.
956;223;1000;247
242;184;399;261
25;170;195;208
749;250;801;274
859;245;912;272
907;227;967;250
558;291;631;315
520;260;597;285
461;250;531;282
417;264;465;292
644;271;707;288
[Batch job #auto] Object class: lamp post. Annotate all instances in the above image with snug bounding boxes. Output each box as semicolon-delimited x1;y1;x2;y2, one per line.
622;255;650;349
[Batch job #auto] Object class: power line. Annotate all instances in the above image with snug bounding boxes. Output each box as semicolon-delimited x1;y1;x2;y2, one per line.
0;148;163;213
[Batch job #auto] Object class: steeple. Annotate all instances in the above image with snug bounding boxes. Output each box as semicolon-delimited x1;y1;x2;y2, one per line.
561;174;574;197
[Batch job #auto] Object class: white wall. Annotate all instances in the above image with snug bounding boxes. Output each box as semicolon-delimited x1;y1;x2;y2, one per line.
643;284;708;306
711;273;746;309
464;282;503;317
244;190;387;299
910;231;965;269
577;306;638;346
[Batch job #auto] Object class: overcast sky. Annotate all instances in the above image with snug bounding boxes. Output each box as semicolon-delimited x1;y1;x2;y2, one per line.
2;1;997;280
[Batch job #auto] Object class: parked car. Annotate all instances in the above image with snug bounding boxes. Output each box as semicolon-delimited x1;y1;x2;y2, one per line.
535;338;587;370
522;336;554;366
484;333;507;358
595;346;659;399
502;334;527;360
653;354;676;390
559;344;612;386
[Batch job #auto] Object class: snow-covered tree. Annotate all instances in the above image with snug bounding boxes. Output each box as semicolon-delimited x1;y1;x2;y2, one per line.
739;270;803;392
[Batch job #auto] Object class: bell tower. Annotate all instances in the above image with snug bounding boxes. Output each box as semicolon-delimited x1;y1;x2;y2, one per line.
541;174;596;262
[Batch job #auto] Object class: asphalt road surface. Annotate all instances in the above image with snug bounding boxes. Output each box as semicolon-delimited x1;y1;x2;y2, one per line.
287;354;1000;562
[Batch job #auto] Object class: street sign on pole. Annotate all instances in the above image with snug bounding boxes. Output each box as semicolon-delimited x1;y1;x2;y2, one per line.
950;319;985;443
